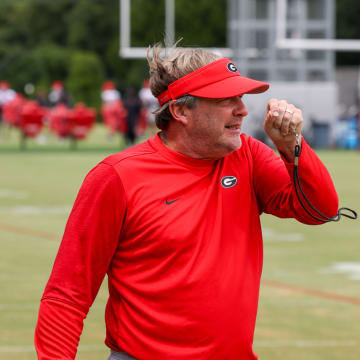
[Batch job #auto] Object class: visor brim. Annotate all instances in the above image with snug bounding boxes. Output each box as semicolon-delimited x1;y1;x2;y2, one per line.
188;75;269;99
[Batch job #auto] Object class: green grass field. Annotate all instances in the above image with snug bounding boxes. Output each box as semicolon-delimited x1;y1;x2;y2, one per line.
1;124;359;360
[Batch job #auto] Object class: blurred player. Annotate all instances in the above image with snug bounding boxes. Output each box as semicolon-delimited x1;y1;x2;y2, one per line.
48;81;72;108
0;81;16;125
101;80;121;104
123;86;142;145
139;79;158;137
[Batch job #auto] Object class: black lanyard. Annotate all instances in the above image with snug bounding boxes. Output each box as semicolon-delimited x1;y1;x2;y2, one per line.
293;134;357;222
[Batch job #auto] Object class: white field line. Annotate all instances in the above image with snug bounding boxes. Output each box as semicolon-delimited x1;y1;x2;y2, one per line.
0;205;71;215
322;262;360;280
0;189;28;200
262;227;304;242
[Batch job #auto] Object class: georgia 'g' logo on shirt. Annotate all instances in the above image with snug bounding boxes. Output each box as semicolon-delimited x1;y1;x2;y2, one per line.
221;176;237;188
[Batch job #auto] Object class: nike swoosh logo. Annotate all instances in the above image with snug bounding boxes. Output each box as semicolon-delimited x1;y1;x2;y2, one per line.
165;199;179;205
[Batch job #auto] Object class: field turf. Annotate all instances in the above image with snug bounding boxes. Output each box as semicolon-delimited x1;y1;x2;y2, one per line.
0;124;359;359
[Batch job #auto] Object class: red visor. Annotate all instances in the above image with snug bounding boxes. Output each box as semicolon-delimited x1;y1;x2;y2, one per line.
157;58;269;106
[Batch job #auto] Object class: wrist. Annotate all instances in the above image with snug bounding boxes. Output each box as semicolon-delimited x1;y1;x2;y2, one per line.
275;141;296;162
274;135;301;162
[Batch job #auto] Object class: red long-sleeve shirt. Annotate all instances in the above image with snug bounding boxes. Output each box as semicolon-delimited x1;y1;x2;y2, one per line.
35;134;338;359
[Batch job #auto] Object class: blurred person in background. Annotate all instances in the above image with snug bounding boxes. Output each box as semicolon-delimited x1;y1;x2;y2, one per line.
139;78;158;137
101;80;127;141
123;86;142;145
101;80;121;104
0;81;16;125
48;80;72;108
35;88;49;107
35;44;339;360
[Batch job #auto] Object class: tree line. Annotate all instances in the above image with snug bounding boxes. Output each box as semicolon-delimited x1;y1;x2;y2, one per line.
0;0;358;109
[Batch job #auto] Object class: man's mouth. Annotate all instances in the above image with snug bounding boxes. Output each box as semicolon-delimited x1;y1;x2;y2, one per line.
225;124;241;130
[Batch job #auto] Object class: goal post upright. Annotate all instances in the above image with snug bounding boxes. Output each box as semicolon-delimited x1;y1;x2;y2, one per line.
118;0;233;59
275;0;360;51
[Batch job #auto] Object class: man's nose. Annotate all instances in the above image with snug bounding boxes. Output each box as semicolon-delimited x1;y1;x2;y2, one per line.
233;96;248;117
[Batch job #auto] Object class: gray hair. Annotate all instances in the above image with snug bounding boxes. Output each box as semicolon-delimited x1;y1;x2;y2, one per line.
146;43;221;130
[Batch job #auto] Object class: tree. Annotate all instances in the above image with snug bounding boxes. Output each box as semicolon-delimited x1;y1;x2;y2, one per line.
67;51;104;110
175;0;226;47
336;0;360;65
1;0;359;105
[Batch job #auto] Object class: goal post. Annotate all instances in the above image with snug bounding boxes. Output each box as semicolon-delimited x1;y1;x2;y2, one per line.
120;0;360;57
119;0;233;59
276;0;360;51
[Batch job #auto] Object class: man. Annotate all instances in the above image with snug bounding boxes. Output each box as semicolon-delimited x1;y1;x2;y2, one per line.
123;86;142;145
35;45;338;360
139;79;159;137
0;80;16;124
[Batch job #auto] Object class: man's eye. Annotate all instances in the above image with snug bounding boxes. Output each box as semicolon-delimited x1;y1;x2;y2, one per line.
215;95;243;104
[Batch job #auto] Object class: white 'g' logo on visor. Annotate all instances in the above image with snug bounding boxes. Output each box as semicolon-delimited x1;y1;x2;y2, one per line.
227;63;237;73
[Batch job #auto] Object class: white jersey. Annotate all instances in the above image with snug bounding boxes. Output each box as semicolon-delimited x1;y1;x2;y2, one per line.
102;89;121;103
0;88;16;106
139;87;157;124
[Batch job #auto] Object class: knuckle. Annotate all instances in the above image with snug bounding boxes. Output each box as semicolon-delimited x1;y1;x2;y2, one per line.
288;104;296;110
273;119;280;127
283;116;290;123
269;98;278;103
268;100;276;108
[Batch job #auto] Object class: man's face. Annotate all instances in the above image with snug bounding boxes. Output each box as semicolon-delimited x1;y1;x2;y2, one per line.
184;96;248;159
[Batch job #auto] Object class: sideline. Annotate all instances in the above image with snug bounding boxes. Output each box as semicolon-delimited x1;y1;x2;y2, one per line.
0;223;59;241
262;279;360;305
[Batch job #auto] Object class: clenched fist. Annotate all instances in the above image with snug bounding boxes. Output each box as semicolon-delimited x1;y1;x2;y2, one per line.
264;98;303;161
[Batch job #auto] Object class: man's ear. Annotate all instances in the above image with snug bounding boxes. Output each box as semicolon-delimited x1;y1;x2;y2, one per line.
168;101;190;126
